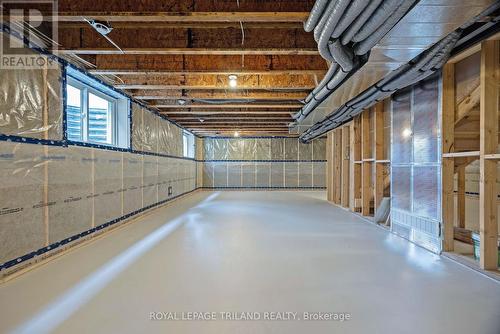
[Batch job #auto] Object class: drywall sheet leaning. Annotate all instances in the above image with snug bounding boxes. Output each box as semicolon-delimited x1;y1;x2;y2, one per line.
202;137;326;189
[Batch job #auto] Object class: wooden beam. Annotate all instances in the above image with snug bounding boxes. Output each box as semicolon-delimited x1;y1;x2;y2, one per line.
350;116;361;212
154;104;303;109
457;167;466;229
374;102;385;212
479;39;499;270
55;12;309;23
57;48;318;55
361;110;372;216
92;54;328;72
333;129;342;205
132;90;309;101
160;111;293;115
442;62;456;252
326;132;334;202
117;84;314;90
341;126;350;208
455;85;480;125
90;69;325;76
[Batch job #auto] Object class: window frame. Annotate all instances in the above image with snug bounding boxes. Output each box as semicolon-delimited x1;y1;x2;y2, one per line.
183;130;195;158
66;76;119;146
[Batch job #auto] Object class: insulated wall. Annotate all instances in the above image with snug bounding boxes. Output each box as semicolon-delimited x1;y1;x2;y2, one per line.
390;74;442;253
202;137;326;189
0;34;197;271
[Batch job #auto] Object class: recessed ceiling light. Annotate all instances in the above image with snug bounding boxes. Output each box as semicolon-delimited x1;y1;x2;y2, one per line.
234;131;240;137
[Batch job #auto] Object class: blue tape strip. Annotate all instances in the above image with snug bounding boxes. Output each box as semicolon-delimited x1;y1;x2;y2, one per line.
0;188;199;272
0;134;65;147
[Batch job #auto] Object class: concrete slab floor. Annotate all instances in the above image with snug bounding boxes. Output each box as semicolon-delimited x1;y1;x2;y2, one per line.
0;191;499;334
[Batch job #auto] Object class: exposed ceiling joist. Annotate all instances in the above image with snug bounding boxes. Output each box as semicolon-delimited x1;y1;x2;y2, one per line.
153;104;302;109
57;48;318;55
54;12;309;23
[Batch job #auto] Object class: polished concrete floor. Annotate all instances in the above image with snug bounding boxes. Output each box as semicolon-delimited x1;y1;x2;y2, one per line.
0;191;499;334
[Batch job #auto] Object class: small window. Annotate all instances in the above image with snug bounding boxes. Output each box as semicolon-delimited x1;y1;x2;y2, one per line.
183;131;195;158
65;68;129;148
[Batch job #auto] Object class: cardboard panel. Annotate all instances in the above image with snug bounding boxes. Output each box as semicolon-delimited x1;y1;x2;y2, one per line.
47;146;93;243
0;142;45;263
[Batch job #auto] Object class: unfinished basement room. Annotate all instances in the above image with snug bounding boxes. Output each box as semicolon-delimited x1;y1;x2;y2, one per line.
0;1;499;333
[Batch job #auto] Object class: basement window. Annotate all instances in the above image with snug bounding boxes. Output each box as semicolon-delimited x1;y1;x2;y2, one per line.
183;131;195;158
65;67;130;148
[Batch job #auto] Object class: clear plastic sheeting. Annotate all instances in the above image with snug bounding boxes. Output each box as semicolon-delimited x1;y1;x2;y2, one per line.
203;137;326;161
0;141;196;266
132;102;183;156
0;33;63;139
201;137;326;188
203;161;326;188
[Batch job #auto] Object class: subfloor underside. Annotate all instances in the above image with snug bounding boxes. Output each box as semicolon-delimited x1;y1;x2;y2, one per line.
0;191;499;334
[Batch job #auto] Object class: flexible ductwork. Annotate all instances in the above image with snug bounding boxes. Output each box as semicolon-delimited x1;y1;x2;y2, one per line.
299;2;500;143
293;0;419;124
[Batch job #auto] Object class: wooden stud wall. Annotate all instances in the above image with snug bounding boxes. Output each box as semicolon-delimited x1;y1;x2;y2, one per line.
441;38;499;270
326;101;390;220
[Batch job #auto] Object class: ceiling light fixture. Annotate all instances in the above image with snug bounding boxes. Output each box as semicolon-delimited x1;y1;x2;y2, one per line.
234;131;240;137
228;74;238;88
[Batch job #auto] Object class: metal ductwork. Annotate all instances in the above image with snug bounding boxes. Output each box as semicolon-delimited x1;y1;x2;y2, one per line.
299;3;500;143
293;0;419;124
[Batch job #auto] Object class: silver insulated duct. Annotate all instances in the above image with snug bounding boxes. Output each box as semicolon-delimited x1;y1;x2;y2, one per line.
293;0;419;124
